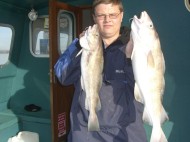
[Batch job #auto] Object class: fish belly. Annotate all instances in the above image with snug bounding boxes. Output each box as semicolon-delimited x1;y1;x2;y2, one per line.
132;44;168;142
132;44;168;122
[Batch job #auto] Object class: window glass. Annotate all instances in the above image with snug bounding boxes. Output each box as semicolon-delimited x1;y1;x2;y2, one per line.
0;25;13;66
58;10;75;54
30;16;49;57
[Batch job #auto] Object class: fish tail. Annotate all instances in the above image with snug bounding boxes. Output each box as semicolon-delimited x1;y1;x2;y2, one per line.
150;126;168;142
96;96;101;111
88;112;100;131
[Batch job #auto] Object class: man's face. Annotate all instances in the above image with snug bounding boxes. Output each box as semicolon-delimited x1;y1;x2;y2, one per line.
93;3;123;39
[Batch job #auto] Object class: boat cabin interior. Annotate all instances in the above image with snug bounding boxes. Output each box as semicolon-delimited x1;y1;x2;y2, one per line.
0;0;190;141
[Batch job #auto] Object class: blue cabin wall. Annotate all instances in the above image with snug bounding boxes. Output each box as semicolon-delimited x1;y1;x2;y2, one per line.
0;3;50;112
8;7;51;141
122;0;190;141
10;7;50;117
0;4;26;111
0;3;51;141
0;5;27;141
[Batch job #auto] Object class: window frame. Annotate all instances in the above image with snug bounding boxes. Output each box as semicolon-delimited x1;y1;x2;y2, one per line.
57;10;76;55
29;12;76;58
0;23;14;67
29;15;49;58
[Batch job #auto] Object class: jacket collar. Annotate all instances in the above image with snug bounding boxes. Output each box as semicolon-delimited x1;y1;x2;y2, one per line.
104;26;131;52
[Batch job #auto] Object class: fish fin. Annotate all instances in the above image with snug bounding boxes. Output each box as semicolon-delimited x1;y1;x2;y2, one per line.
161;106;169;124
81;77;89;110
150;126;168;142
85;94;89;110
81;76;85;90
131;46;135;60
147;51;155;68
143;107;153;125
162;53;166;73
85;98;89;110
96;96;101;111
88;112;100;131
134;83;144;103
76;49;83;57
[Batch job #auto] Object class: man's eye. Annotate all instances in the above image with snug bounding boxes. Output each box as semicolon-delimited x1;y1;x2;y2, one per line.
97;15;104;18
109;14;117;18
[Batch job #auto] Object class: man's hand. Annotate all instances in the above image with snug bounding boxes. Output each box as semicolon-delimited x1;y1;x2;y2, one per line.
79;31;86;38
126;34;133;58
79;27;89;38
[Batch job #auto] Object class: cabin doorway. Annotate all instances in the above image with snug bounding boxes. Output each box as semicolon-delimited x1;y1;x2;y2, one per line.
49;1;93;142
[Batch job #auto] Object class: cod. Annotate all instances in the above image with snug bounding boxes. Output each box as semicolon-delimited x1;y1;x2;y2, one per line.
131;11;169;142
79;24;103;131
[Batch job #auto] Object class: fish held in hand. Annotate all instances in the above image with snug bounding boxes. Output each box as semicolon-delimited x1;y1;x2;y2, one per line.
131;11;169;142
79;24;103;131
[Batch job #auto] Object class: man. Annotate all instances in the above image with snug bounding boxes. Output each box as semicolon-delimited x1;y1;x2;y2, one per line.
54;0;147;141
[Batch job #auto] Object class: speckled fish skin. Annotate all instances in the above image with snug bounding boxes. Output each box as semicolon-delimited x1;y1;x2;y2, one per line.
131;11;169;142
79;24;103;131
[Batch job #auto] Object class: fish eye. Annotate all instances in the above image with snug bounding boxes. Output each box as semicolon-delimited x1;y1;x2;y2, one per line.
149;24;153;28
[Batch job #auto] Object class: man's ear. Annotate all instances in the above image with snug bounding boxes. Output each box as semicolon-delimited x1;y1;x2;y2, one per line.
93;14;97;24
120;12;124;22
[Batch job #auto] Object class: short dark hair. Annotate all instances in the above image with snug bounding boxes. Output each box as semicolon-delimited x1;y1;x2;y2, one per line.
92;0;124;14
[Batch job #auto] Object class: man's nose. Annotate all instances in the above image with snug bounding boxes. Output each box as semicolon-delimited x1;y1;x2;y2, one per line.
104;15;110;21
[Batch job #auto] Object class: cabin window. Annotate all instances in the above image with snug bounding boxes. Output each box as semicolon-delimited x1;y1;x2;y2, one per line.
0;25;14;66
30;12;75;57
30;16;49;57
58;10;75;54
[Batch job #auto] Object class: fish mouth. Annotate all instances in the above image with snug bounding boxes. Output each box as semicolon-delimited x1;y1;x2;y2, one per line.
133;11;152;24
79;24;100;51
133;11;146;24
131;11;152;30
131;12;143;32
131;11;148;40
86;24;99;37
